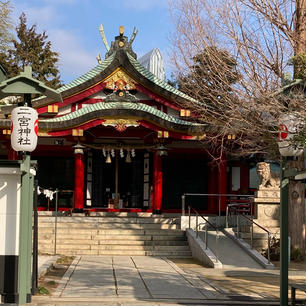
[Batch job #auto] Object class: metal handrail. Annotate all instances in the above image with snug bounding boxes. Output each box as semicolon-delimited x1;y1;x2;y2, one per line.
188;206;219;263
237;214;271;263
182;193;254;228
226;200;252;228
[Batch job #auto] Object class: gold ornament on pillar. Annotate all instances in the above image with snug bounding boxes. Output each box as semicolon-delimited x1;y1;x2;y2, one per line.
106;152;112;163
73;143;85;154
125;150;131;163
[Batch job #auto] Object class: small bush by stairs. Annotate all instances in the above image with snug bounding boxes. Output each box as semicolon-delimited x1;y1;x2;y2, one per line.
38;212;192;257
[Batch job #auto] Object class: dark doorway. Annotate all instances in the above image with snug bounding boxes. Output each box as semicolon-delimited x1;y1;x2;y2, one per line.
91;150;144;208
162;156;208;210
36;156;74;209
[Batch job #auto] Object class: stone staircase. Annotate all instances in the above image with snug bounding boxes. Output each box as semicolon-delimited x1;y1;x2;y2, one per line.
38;212;192;257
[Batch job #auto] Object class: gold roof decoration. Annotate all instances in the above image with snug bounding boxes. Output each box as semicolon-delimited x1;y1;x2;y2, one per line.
103;119;139;132
104;68;137;91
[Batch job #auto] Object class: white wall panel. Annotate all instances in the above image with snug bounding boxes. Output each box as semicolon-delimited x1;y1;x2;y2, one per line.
0;169;21;256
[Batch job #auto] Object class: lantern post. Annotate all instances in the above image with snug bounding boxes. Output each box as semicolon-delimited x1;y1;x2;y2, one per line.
280;156;289;306
0;66;62;304
278;113;305;306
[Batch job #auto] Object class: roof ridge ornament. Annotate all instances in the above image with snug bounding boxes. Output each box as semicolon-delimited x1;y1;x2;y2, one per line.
119;25;124;36
102;25;138;60
99;24;110;51
129;26;138;45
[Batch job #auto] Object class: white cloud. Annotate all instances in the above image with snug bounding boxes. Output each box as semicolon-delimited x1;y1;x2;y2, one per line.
42;0;77;4
49;29;97;82
122;0;168;11
23;5;56;28
11;2;57;30
11;1;96;82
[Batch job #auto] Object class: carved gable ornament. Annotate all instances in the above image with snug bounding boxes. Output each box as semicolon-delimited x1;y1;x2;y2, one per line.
104;69;137;91
103;119;139;132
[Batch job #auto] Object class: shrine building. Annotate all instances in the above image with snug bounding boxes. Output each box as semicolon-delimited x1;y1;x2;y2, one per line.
0;27;252;214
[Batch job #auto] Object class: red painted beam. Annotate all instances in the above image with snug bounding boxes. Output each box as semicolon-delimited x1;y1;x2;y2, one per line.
8;146;18;160
74;152;84;210
136;84;181;111
208;165;218;213
218;154;227;212
153;151;163;214
37;83;106;114
138;121;194;139
47;119;105;137
240;163;250;192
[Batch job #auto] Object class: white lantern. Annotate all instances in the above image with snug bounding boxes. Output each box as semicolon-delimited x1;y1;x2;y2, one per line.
278;113;304;157
11;106;38;152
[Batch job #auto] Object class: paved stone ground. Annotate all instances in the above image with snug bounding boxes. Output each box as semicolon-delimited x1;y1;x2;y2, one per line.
55;256;224;300
29;256;286;305
38;255;59;278
173;258;306;303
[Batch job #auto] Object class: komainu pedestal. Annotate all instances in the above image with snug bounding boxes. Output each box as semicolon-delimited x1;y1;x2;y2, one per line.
254;162;280;233
248;163;281;251
254;189;280;226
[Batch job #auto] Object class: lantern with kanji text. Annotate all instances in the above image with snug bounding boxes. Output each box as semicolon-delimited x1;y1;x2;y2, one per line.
11;106;38;152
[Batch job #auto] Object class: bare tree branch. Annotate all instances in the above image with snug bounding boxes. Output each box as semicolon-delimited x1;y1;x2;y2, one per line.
169;0;305;158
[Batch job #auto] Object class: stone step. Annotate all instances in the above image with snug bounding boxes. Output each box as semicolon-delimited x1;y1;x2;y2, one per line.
38;228;186;236
38;216;180;224
38;212;181;218
37;215;190;258
38;233;187;241
97;250;192;257
40;248;192;257
39;240;189;249
86;212;181;218
37;222;179;230
39;239;188;246
40;243;190;251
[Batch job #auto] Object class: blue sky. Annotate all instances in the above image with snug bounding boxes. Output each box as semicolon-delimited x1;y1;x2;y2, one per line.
10;0;174;83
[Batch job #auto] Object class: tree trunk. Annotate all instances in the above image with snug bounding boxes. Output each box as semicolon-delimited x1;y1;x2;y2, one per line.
288;157;306;258
288;0;306;258
294;0;306;78
295;0;306;55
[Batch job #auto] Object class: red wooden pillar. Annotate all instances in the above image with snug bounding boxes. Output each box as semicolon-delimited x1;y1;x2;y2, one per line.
218;154;227;213
8;146;18;160
153;151;163;214
240;163;250;192
73;145;85;211
208;165;218;213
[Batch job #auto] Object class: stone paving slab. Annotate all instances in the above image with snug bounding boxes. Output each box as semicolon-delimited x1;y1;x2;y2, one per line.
54;256;218;301
29;255;288;306
28;299;281;306
132;256;206;299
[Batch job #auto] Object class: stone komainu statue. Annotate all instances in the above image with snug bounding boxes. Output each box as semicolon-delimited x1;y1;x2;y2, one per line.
256;162;280;189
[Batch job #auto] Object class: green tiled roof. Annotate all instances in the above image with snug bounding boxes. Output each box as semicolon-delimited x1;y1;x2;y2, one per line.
33;47;201;106
57;52;116;93
127;53;199;104
32;53;116;104
40;102;204;127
